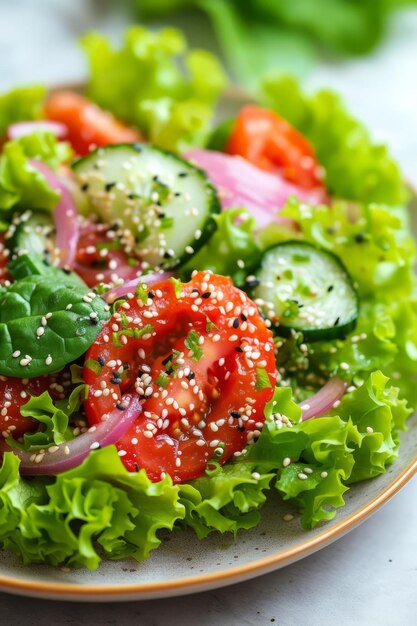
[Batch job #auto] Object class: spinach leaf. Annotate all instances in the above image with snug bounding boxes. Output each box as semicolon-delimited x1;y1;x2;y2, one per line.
8;253;86;289
0;276;110;377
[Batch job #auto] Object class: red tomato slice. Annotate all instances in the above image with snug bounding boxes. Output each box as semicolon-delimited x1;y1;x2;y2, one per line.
83;272;277;482
0;234;11;286
226;105;324;191
73;223;141;288
0;372;72;439
44;91;142;156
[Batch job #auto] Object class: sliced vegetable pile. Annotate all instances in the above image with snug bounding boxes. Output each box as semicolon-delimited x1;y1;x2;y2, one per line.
0;25;415;571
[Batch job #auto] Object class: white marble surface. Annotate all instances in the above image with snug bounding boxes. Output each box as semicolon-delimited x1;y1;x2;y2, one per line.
0;1;416;623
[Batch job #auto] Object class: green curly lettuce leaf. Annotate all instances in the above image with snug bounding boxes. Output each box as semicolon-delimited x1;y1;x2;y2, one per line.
0;85;46;135
180;207;261;286
0;447;185;569
82;26;227;152
261;75;407;205
7;384;87;452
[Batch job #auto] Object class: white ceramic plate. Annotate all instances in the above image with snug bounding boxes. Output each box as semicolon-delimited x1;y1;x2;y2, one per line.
0;89;416;602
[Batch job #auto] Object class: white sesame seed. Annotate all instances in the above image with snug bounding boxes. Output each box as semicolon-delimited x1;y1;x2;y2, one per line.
283;513;294;522
320;471;328;478
251;471;261;480
298;473;308;480
90;442;100;450
366;426;374;434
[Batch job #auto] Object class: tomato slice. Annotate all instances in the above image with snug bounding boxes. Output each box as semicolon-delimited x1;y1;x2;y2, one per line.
0;234;11;286
226;105;324;191
44;91;142;156
0;372;72;439
83;272;277;482
73;223;141;288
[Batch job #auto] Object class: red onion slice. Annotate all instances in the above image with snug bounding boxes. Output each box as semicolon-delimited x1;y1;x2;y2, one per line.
30;160;79;268
7;121;67;140
0;394;141;475
299;378;348;421
104;272;174;304
185;149;326;228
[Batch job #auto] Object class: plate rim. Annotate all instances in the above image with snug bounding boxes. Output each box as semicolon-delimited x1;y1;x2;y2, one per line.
0;454;415;600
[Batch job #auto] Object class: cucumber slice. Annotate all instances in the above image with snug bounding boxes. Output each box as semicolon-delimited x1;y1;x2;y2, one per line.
6;211;55;258
251;241;358;341
72;144;220;269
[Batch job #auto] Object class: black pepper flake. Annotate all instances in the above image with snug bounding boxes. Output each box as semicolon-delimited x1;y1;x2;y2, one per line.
98;356;105;366
116;403;126;411
230;411;241;418
202;292;211;299
232;318;239;329
105;182;116;192
327;285;334;292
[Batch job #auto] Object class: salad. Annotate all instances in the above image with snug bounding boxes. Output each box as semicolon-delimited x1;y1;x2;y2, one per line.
0;26;415;571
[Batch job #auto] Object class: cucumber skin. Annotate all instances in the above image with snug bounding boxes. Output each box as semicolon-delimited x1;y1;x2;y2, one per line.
251;240;359;342
72;143;221;270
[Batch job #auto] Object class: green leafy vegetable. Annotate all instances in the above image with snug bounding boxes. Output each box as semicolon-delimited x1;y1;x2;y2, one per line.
13;130;73;170
0;447;184;569
137;1;413;85
184;329;203;361
0;274;110;377
135;282;149;305
255;367;273;391
0;85;45;135
261;76;407;205
14;384;87;451
180;208;262;286
82;26;227;152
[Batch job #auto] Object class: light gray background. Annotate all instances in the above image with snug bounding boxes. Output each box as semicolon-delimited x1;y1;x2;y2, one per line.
0;2;416;624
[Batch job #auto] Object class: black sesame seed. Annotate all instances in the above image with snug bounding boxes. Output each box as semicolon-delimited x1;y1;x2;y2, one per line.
327;285;334;292
123;361;130;370
127;193;138;200
202;292;211;299
62;268;71;275
187;371;195;381
163;251;174;259
235;347;243;353
178;172;188;177
81;183;89;191
334;317;340;326
174;192;181;197
162;354;173;366
105;182;116;192
192;288;200;295
98;356;105;366
230;411;241;418
148;290;155;299
355;232;366;243
233;318;239;329
90;318;99;325
110;377;122;384
158;213;166;219
237;426;246;432
240;313;247;321
246;278;260;288
135;463;140;472
116;403;126;411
